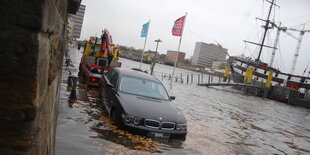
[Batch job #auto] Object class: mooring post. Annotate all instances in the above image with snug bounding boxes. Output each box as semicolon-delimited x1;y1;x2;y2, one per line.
208;74;210;84
187;74;189;84
68;75;78;100
181;74;183;83
198;74;200;84
180;74;183;84
191;73;193;83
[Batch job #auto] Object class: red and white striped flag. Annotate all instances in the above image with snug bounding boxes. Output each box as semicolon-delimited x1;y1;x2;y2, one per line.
172;15;186;36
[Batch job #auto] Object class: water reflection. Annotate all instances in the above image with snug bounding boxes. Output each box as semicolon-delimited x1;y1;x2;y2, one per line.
56;47;310;155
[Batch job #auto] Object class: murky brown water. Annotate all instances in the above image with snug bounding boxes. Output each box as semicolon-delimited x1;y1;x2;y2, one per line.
56;47;310;154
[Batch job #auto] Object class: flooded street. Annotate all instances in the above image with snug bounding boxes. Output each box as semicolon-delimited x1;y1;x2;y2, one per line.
56;47;310;154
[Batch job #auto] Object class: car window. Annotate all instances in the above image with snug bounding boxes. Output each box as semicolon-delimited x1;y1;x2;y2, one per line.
106;70;116;81
119;76;169;100
110;72;119;87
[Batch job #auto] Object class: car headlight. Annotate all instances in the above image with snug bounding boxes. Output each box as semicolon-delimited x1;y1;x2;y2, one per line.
176;123;187;131
133;118;141;125
121;114;142;125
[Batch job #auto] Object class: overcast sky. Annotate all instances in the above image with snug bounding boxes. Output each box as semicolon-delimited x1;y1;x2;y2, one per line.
80;0;310;75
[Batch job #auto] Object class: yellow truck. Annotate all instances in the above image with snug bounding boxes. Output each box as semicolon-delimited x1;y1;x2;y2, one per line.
78;30;121;87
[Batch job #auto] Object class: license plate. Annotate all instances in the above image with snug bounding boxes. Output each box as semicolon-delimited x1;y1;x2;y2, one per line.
154;132;163;138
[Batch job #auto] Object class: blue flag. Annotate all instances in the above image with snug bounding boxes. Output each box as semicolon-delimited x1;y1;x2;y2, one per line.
140;22;150;38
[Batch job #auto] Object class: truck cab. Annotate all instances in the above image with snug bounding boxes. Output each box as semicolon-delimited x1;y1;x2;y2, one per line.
78;36;121;87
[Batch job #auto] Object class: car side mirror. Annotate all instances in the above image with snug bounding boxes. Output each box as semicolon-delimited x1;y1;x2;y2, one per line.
169;96;175;100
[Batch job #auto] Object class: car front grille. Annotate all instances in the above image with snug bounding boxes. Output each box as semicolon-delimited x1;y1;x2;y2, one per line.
145;119;160;129
144;119;175;130
161;122;175;130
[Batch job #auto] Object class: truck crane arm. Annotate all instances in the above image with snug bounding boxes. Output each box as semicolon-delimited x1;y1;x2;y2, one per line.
100;29;114;66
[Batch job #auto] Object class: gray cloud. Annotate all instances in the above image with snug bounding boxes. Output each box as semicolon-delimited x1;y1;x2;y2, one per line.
80;0;310;75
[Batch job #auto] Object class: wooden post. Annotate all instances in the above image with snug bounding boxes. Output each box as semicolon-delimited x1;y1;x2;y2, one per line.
187;75;189;84
181;74;183;84
208;74;210;84
191;73;193;83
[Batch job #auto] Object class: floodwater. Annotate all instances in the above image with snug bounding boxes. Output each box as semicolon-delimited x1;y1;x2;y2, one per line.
55;47;310;155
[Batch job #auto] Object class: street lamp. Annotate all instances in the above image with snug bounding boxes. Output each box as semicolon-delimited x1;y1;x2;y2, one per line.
154;38;162;52
150;38;162;75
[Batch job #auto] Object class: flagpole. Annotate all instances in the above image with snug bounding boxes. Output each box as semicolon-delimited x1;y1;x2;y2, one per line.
139;37;147;68
170;13;187;86
139;20;151;69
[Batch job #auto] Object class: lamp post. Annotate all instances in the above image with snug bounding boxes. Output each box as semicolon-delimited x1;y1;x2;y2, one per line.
150;38;162;75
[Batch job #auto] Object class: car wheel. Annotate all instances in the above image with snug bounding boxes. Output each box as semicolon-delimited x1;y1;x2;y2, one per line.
112;109;124;129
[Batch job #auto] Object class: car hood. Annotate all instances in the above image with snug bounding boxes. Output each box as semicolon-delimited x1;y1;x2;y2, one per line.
117;92;186;123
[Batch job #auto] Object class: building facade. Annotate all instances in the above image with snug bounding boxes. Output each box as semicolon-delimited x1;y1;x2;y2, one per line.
192;42;227;68
67;18;75;39
165;50;186;64
68;4;86;39
212;60;227;70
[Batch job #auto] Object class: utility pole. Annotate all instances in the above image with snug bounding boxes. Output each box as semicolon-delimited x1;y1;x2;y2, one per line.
150;38;162;75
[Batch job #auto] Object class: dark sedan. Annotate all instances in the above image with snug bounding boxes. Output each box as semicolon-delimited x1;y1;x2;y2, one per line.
100;68;187;139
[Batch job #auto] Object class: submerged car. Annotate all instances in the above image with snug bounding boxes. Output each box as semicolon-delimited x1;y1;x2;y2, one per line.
100;68;187;139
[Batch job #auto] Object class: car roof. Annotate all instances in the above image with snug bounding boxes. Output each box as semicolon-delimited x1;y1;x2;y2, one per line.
114;68;160;82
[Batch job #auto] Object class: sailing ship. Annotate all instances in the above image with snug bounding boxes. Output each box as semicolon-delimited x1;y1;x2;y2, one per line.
228;0;310;108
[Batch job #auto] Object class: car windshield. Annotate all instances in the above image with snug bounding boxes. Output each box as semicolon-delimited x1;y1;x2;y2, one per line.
119;76;169;100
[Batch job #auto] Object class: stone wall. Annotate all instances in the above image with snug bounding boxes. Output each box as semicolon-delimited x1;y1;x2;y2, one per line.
0;0;75;154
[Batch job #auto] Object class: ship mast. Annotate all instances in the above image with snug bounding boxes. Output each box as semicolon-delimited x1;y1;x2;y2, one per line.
244;0;279;63
256;0;277;62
